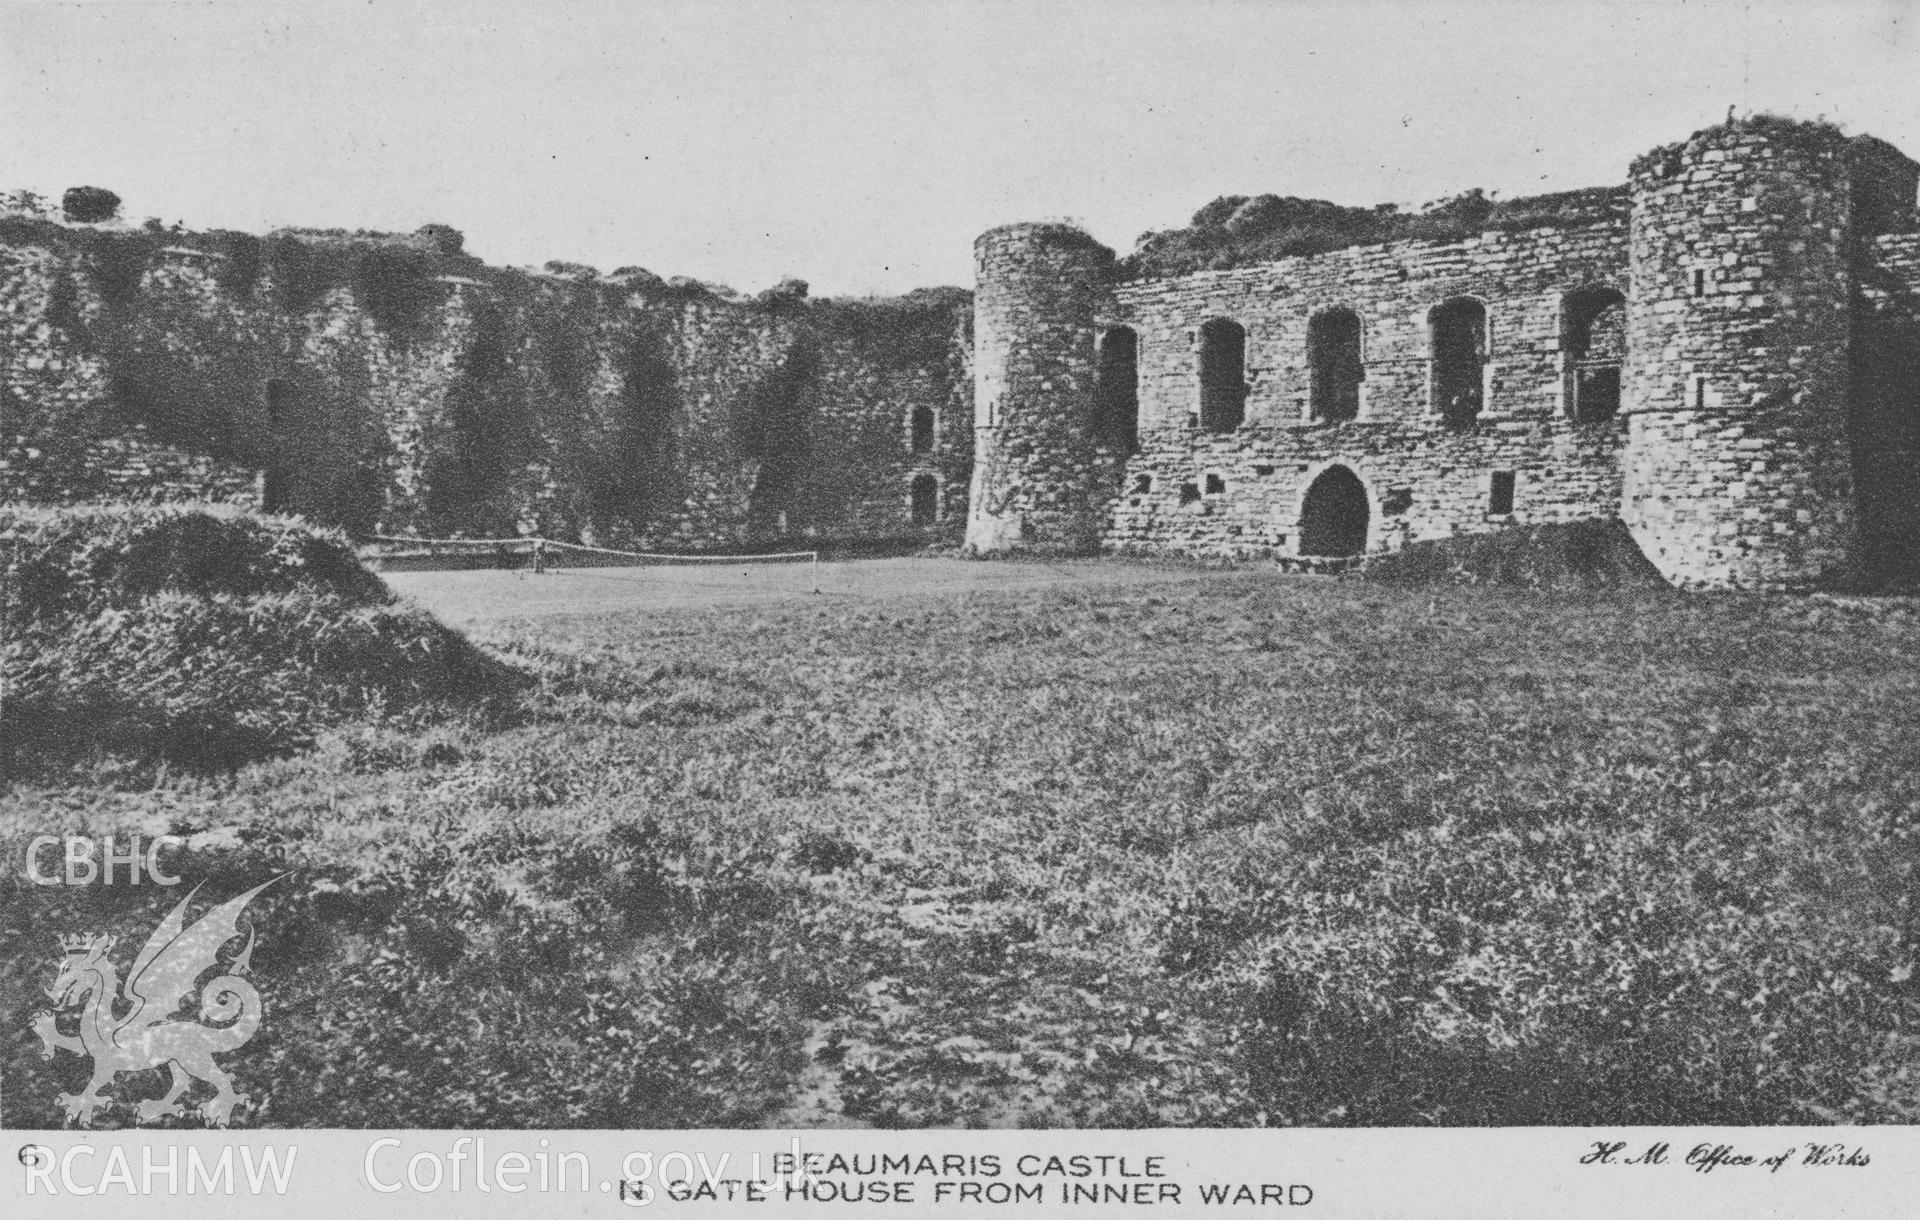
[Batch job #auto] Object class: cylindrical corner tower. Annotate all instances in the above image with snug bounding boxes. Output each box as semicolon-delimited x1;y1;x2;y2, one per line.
1622;119;1859;588
966;222;1119;554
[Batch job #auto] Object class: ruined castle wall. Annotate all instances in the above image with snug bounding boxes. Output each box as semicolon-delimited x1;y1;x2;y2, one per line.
967;224;1124;554
1622;121;1859;589
808;317;973;539
1;240;271;510
1104;217;1629;558
0;220;970;549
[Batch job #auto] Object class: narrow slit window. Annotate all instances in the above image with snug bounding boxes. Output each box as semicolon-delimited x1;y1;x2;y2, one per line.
910;405;935;454
1692;268;1706;298
1489;470;1516;515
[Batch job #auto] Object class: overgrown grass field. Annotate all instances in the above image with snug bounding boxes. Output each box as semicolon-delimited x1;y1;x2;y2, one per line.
5;561;1919;1128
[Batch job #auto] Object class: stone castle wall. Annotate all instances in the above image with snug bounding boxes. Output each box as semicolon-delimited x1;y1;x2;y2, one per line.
1621;122;1859;588
966;224;1124;553
971;118;1920;589
1104;216;1628;558
0;219;972;550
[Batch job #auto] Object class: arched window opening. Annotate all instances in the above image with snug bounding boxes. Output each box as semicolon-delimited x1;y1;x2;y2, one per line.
1308;308;1363;422
1095;327;1139;452
1430;298;1487;428
1563;287;1626;423
1299;465;1370;557
1198;318;1247;433
910;474;939;526
910;405;935;454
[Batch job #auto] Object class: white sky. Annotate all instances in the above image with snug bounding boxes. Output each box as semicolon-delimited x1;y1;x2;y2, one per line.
2;0;1916;296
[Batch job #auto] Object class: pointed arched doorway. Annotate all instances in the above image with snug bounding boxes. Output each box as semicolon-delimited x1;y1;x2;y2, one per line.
1299;465;1370;557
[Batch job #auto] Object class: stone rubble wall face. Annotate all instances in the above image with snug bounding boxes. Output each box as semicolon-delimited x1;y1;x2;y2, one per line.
1623;126;1858;588
1100;219;1629;559
0;232;970;548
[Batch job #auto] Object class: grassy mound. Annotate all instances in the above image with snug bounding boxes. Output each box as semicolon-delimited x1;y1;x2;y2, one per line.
1;505;518;775
5;503;392;617
1363;520;1669;591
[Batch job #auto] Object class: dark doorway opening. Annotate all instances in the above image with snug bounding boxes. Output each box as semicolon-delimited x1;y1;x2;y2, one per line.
1489;469;1516;515
1430;298;1487;428
1299;465;1370;557
1095;326;1139;452
910;474;938;526
1309;308;1363;422
1198;318;1246;432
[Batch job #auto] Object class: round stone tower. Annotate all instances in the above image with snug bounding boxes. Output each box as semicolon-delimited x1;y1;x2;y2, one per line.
966;223;1119;554
1622;118;1859;588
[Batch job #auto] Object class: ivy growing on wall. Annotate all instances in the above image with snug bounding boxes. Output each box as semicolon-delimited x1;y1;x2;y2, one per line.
210;231;262;295
739;341;820;536
350;245;443;347
81;231;155;306
3;210;974;548
263;234;330;314
583;325;682;538
423;300;531;535
810;287;970;370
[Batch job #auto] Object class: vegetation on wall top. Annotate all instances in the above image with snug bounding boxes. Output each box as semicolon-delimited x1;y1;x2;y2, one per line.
810;286;971;369
1121;185;1627;280
1628;113;1854;180
60;186;121;224
0;201;973;545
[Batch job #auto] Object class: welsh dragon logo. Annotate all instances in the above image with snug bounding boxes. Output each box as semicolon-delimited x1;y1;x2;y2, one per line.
33;878;281;1128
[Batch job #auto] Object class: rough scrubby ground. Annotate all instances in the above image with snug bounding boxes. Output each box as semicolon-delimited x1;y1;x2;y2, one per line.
1;505;518;777
4;564;1919;1128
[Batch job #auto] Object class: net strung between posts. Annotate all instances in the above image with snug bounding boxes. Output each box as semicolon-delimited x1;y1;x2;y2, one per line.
368;534;822;591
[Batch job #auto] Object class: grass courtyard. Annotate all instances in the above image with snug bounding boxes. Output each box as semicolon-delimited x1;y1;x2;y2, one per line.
5;556;1920;1128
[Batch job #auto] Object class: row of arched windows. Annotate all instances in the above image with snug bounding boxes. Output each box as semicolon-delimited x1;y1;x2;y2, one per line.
1092;287;1627;438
